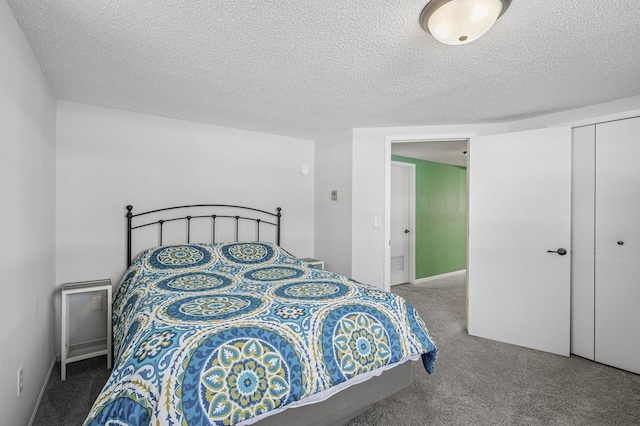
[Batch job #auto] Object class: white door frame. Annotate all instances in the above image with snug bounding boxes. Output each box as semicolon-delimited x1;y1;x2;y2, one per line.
390;161;416;286
384;133;474;291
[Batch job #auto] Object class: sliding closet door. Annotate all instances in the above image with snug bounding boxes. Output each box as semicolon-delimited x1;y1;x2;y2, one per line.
595;116;640;375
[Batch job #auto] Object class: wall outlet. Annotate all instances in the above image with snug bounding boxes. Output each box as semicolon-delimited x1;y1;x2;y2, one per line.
17;368;23;396
331;190;338;201
91;295;102;311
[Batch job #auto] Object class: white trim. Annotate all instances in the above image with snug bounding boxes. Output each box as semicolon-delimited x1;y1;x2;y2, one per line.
390;161;416;285
466;145;471;331
384;139;391;292
508;96;640;132
29;356;56;426
414;269;467;284
551;112;640;130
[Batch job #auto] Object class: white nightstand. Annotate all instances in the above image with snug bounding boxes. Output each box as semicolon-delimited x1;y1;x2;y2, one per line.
61;279;113;380
302;258;325;270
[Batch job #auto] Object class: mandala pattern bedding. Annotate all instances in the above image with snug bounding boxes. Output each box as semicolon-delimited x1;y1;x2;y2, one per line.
85;242;437;425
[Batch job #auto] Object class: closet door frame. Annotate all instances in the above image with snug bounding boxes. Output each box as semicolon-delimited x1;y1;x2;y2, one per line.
570;125;596;360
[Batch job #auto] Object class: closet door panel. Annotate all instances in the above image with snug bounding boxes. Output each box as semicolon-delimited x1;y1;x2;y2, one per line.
595;116;640;374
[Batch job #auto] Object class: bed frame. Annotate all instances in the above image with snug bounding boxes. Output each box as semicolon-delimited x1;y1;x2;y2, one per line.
126;204;281;267
122;203;412;425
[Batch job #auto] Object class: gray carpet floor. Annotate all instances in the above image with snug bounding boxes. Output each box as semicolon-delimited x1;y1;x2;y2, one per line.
33;355;111;425
34;274;640;425
348;275;640;426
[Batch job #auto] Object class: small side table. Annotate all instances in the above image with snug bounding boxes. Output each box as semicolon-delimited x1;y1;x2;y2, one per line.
301;258;325;270
61;279;112;380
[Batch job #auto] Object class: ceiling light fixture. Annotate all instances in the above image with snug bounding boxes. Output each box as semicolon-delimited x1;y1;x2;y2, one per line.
420;0;511;45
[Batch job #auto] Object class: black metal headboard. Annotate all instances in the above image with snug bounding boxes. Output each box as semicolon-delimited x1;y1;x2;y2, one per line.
126;204;281;267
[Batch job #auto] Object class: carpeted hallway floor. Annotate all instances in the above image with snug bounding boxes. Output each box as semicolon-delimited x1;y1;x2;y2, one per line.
34;274;640;425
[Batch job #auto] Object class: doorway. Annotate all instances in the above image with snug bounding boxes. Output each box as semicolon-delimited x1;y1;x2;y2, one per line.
384;127;573;357
387;139;469;291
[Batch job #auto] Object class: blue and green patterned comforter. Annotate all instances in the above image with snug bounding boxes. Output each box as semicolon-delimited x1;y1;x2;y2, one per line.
85;242;437;425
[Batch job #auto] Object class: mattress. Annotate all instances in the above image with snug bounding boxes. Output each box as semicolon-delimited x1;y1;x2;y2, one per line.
84;242;437;425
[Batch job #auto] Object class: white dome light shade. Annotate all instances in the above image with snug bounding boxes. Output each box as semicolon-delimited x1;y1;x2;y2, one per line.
420;0;510;45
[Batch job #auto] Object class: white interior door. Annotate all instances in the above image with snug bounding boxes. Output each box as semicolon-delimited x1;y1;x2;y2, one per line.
391;162;411;286
468;126;572;356
595;116;640;374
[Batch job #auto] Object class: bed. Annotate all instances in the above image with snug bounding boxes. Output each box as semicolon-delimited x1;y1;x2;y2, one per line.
84;204;437;425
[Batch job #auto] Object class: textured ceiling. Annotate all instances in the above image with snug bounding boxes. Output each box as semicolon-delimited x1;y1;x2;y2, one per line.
8;0;640;140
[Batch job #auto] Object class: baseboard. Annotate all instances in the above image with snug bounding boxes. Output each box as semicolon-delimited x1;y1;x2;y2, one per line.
414;269;466;284
29;356;56;426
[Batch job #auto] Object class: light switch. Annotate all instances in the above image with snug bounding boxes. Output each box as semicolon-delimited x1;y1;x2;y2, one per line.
374;216;382;228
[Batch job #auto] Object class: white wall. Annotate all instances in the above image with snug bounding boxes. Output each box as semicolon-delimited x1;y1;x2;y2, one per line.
314;130;353;276
56;101;315;345
351;124;508;289
0;2;57;425
509;95;640;131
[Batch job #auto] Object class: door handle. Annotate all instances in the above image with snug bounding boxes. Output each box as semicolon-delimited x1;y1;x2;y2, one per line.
547;248;567;256
404;229;410;233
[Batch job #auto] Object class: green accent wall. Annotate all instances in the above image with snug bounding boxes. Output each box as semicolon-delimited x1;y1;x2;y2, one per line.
392;155;467;279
